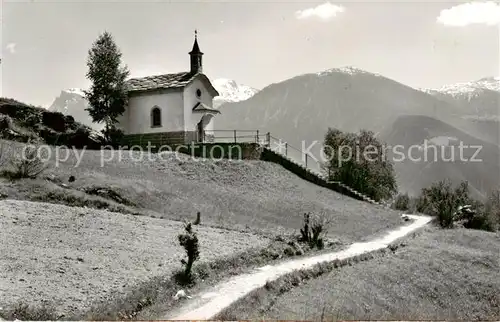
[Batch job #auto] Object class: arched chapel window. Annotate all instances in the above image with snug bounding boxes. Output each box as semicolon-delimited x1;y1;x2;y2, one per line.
151;107;161;127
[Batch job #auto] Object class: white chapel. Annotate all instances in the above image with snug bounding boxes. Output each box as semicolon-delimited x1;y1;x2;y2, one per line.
117;31;220;146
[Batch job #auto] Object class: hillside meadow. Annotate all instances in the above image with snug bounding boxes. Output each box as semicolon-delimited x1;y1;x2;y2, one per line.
0;140;404;241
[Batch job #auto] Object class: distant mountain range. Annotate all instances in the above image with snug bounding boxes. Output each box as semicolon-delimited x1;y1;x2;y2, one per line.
216;66;497;143
218;66;455;132
421;76;500;121
215;67;499;197
422;76;500;99
48;88;97;129
420;76;500;152
211;78;259;108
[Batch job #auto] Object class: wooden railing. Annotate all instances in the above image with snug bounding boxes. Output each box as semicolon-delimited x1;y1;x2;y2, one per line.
267;134;324;174
205;130;325;175
202;130;263;144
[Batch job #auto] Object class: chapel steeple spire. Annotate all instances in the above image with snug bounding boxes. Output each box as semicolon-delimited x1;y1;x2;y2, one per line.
189;29;203;74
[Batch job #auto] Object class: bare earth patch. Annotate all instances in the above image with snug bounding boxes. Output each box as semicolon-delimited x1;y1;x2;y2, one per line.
0;199;269;315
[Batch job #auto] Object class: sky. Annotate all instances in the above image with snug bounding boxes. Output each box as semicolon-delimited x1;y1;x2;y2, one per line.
1;0;499;107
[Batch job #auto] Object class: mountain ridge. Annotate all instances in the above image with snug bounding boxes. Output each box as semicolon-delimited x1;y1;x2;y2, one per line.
421;76;500;97
211;78;259;108
419;76;500;127
215;67;499;196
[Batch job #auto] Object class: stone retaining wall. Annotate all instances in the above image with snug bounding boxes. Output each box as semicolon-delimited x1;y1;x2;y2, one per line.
121;131;197;148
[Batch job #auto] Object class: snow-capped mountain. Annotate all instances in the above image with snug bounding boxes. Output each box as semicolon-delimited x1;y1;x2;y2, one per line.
316;66;382;78
49;88;86;114
421;76;500;121
422;76;500;99
212;78;259;108
48;88;86;114
48;88;99;129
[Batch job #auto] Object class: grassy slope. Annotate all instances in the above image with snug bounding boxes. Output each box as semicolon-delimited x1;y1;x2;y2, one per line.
226;227;500;320
0;140;403;242
0;199;269;316
0;139;405;318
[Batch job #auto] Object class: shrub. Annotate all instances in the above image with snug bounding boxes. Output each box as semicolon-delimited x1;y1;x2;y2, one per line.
413;181;499;232
38;124;100;149
300;213;311;242
393;193;410;211
459;200;498;232
418;180;470;228
484;189;500;228
68;126;101;149
82;186;136;207
283;246;296;257
101;125;124;148
310;218;325;250
32;188;133;214
5;144;47;180
463;212;496;231
64;114;76;128
414;194;432;214
299;212;329;249
178;222;200;282
23;112;42;129
0;114;13;132
42;111;67;132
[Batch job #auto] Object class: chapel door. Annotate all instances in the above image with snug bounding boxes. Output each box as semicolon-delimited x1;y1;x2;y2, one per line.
197;120;204;143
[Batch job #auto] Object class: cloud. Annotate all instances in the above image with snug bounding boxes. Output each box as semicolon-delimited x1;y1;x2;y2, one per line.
5;43;16;54
437;1;500;26
295;2;345;21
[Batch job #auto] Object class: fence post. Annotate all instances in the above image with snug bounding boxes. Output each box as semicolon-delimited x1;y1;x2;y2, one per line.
256;130;259;143
285;143;288;156
266;132;271;148
305;154;308;167
234;130;237;143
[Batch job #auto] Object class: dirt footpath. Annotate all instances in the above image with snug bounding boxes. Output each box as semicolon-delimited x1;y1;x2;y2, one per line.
0;200;269;315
